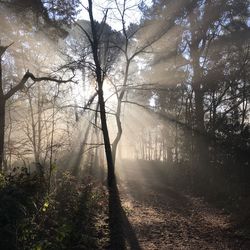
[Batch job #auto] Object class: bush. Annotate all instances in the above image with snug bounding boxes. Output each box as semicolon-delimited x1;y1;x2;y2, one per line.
0;169;109;250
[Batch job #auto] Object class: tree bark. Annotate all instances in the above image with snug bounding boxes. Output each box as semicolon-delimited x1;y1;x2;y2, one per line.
0;52;5;171
0;98;5;171
87;0;115;186
112;61;130;164
189;9;208;168
98;90;115;186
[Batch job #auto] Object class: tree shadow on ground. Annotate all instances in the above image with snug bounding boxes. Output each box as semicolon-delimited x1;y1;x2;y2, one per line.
108;176;141;250
117;159;191;216
116;159;250;249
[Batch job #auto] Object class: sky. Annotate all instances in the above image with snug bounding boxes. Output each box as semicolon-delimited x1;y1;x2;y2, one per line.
78;0;152;31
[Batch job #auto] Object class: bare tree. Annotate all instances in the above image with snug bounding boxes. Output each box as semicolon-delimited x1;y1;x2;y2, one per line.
85;0;115;186
111;0;179;165
0;42;74;171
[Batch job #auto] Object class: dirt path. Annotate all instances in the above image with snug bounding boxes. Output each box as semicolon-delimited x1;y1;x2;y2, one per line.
116;160;250;250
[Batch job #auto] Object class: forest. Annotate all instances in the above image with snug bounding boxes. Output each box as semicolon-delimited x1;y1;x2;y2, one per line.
0;0;249;249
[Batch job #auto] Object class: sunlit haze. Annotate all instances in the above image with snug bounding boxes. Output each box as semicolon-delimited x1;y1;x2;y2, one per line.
0;1;249;249
78;0;152;30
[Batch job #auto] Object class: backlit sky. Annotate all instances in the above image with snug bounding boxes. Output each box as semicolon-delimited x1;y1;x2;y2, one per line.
78;0;152;31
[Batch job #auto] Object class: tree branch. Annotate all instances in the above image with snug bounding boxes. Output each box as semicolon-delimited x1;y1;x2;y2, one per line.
4;70;74;100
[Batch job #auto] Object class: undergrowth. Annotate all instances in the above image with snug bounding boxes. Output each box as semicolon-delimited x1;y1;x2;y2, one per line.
0;168;109;250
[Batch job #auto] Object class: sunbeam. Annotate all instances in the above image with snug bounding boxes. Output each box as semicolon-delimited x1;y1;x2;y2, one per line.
0;0;249;249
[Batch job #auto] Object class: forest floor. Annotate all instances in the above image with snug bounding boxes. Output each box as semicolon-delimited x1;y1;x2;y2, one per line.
115;160;250;250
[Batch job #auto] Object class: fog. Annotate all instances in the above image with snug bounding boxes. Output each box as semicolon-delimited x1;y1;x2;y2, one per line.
0;1;249;249
1;0;249;174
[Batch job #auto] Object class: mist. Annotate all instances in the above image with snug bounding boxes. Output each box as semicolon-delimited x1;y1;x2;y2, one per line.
0;0;249;249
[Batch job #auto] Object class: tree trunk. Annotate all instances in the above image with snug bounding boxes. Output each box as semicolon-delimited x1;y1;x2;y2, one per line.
167;147;173;165
27;92;39;165
98;89;115;186
112;111;122;166
189;8;208;169
87;0;115;186
0;98;5;172
0;53;5;171
190;44;205;133
112;62;129;166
